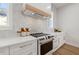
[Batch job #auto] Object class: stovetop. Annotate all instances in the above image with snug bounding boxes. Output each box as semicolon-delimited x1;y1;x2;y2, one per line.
30;33;49;38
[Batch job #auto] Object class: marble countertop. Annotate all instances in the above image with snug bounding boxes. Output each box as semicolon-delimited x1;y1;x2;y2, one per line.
0;32;62;48
0;36;37;48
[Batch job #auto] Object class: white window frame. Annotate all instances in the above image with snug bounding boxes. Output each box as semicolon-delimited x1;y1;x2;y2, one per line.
0;3;12;30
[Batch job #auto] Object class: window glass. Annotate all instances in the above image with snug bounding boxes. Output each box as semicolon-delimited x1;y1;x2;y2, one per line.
48;18;53;29
0;3;8;26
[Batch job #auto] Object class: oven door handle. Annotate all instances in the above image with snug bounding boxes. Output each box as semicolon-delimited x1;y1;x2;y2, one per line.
40;39;53;45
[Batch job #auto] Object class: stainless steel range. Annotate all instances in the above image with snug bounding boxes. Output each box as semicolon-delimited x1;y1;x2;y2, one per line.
30;33;49;38
30;33;54;55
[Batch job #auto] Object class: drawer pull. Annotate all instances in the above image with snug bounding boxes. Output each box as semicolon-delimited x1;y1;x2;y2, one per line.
20;43;32;48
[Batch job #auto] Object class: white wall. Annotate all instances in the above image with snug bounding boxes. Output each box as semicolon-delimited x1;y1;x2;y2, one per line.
0;3;50;39
13;3;50;33
56;4;79;47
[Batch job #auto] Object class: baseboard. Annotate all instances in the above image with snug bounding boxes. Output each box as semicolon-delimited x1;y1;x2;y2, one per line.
65;39;79;48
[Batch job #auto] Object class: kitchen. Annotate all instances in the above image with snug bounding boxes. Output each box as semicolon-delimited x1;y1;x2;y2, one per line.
0;3;79;55
0;3;55;55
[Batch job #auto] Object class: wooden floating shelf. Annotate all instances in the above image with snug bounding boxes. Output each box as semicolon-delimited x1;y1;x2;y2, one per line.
23;4;50;17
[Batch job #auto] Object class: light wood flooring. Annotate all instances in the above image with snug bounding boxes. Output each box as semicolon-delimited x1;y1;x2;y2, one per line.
53;44;79;55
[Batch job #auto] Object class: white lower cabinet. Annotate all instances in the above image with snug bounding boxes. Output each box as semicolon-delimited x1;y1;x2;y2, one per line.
53;37;59;49
10;40;37;55
53;32;64;52
0;40;37;55
0;47;9;55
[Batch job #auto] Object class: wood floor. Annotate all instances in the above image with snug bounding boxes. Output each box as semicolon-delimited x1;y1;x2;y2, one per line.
53;44;79;55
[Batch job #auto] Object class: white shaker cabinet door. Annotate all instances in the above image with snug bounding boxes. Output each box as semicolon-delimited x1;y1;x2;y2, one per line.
10;41;33;55
0;47;9;55
53;37;59;49
53;32;64;52
10;40;37;55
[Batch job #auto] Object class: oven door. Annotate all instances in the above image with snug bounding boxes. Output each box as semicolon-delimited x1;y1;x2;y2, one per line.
40;40;53;55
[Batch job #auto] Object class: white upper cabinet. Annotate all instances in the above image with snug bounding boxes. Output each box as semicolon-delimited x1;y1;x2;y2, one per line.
0;3;12;30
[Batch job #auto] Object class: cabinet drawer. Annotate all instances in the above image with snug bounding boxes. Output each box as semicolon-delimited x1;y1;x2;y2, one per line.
0;47;9;55
10;41;34;55
10;48;33;55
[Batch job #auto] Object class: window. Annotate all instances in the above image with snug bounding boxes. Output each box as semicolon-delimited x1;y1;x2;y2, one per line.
0;3;9;26
48;18;53;28
48;12;53;32
0;3;12;30
48;13;53;29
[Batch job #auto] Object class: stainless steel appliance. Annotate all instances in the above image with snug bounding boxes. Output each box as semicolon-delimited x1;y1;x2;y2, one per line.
30;33;54;55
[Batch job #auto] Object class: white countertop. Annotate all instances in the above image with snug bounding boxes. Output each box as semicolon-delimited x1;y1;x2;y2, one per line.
0;32;62;48
0;36;37;48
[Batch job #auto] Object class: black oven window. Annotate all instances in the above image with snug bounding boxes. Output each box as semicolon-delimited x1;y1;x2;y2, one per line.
40;41;53;55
